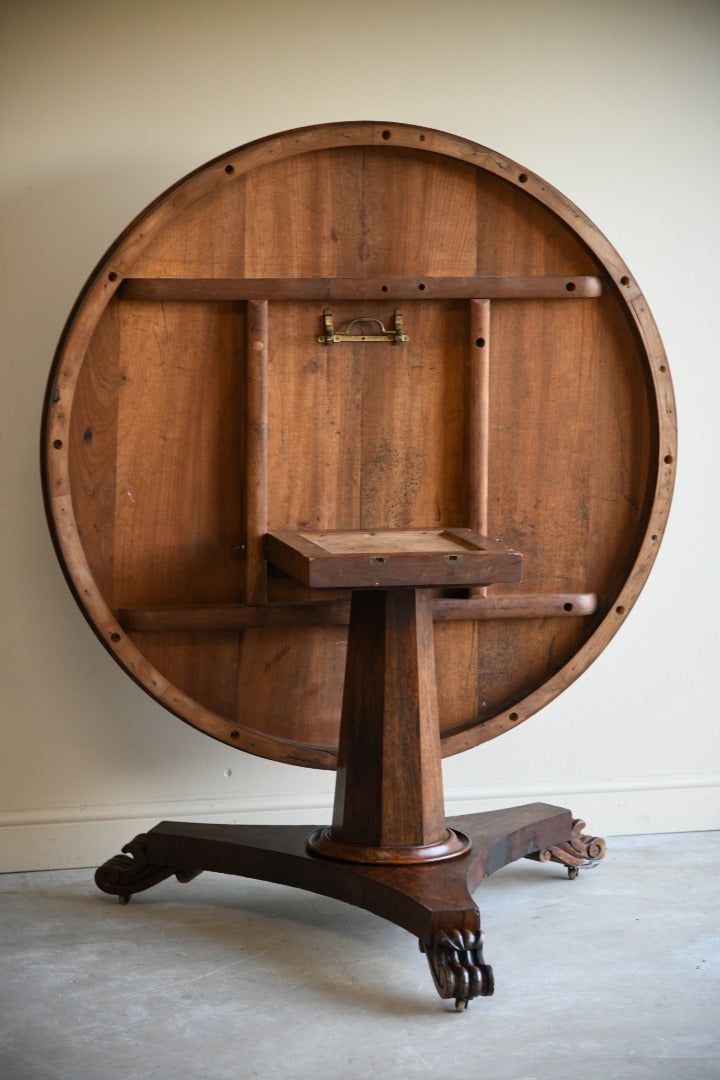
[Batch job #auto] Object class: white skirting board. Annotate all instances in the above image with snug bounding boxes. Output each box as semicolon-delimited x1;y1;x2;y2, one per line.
1;775;718;873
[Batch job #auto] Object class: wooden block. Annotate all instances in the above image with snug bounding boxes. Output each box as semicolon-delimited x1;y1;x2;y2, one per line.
266;527;522;589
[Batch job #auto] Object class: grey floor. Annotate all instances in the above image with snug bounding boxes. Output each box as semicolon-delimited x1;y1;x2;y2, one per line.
1;831;718;1080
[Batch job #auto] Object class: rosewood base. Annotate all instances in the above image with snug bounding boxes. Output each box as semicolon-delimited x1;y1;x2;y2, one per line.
95;802;605;1009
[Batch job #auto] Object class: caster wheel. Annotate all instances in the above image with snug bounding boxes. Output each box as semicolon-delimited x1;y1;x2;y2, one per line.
455;998;469;1012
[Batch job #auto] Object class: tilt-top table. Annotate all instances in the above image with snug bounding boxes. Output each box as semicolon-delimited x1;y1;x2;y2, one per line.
42;122;675;1009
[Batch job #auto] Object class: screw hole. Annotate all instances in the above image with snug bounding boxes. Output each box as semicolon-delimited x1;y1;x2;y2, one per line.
53;439;63;449
418;282;426;291
664;454;674;465
230;730;240;740
651;533;658;541
476;337;485;348
563;602;573;612
660;364;666;372
616;605;625;615
108;272;118;282
381;284;388;292
110;632;121;642
509;712;519;722
566;281;576;292
518;173;528;183
419;134;425;142
381;129;391;140
620;275;630;286
224;164;235;174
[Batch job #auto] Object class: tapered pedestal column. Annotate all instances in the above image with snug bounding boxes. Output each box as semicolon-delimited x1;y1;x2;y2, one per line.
308;588;469;863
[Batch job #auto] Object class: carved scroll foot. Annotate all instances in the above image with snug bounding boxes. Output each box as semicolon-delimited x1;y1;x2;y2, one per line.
526;818;607;878
420;926;494;1010
94;833;201;901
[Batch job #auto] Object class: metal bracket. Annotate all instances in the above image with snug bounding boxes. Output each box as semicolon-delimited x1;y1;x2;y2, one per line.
318;309;408;346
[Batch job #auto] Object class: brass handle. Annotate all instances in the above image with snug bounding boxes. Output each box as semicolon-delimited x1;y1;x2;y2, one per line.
318;308;408;345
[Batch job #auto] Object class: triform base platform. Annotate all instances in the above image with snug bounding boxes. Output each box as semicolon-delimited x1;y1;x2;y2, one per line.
96;805;605;1010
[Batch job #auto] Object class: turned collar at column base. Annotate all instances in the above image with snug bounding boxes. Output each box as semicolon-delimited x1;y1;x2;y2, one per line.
306;826;471;865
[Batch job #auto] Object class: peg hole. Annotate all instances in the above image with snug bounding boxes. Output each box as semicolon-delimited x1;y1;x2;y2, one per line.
518;173;528;183
664;454;674;465
53;439;63;449
563;602;573;612
224;164;235;174
565;281;576;292
110;632;121;642
381;129;391;140
381;284;388;292
418;134;426;142
108;271;118;282
230;730;240;740
509;712;519;722
476;337;485;348
616;605;625;615
620;275;630;286
370;555;389;566
417;282;426;291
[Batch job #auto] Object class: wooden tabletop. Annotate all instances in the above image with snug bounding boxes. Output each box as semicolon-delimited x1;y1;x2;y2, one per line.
42;122;676;768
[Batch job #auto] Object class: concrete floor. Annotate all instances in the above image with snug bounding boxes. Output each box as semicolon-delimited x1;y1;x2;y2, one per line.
0;831;718;1080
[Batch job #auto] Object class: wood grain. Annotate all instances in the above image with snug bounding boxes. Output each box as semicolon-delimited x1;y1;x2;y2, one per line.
118;592;597;631
265;527;522;589
322;588;449;855
119;275;603;301
245;300;269;605
42;122;676;766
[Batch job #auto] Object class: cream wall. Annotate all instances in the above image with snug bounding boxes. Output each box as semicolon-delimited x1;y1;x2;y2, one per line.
2;0;718;872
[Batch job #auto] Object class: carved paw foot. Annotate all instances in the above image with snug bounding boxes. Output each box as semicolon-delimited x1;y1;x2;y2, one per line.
94;833;199;900
420;926;494;1010
528;818;607;877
